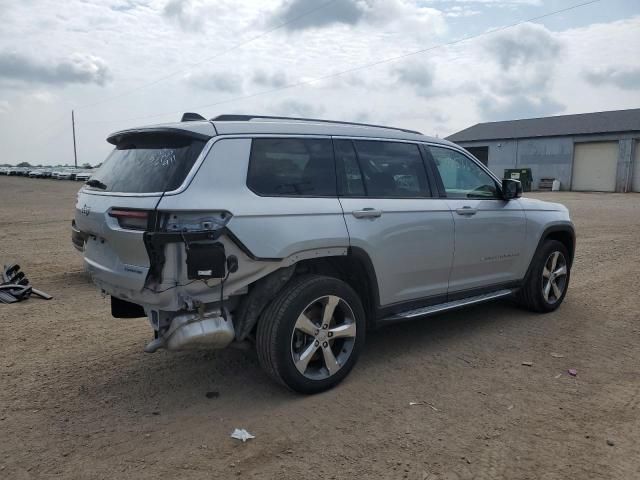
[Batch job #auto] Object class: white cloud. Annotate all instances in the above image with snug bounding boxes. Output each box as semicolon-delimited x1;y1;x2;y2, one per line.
270;0;367;30
0;51;111;87
162;0;205;32
27;91;58;104
270;99;325;117
427;0;541;5
585;66;640;90
0;100;10;114
252;69;289;88
445;6;481;17
393;62;438;98
466;22;566;119
187;71;243;93
270;0;447;37
484;22;563;71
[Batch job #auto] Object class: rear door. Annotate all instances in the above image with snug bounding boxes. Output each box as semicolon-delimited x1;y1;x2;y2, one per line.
426;145;526;294
74;130;210;292
335;138;454;307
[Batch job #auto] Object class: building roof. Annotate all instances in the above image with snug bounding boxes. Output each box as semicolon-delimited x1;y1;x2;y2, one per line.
447;108;640;143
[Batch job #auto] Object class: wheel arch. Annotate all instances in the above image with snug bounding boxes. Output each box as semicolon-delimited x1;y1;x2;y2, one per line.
540;224;576;266
234;247;380;339
524;223;576;281
291;247;380;329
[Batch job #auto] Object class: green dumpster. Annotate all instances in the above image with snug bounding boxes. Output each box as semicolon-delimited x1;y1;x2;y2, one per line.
504;168;532;192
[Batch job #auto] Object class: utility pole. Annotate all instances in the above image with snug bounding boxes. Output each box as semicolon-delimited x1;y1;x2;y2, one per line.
71;110;78;168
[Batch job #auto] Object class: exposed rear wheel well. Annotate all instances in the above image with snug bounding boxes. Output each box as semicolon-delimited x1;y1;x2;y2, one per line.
294;254;377;327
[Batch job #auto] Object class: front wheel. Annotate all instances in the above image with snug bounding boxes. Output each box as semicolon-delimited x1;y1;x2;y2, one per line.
517;239;571;313
256;275;366;394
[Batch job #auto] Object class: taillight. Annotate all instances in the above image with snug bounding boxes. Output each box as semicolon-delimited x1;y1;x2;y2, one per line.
109;209;150;230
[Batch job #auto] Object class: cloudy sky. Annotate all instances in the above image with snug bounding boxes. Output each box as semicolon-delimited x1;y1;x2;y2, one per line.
0;0;639;166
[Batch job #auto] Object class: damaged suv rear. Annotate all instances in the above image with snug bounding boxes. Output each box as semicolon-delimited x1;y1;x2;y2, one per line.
73;113;575;393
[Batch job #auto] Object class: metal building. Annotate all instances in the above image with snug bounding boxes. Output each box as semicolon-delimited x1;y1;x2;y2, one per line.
447;108;640;192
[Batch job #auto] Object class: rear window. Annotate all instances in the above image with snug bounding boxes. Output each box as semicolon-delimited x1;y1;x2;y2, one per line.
247;138;336;196
87;133;206;193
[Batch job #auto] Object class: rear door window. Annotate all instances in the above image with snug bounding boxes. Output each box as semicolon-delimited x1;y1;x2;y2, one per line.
247;138;336;196
88;132;206;193
352;140;430;197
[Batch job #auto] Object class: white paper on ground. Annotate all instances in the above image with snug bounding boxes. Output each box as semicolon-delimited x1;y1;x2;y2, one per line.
231;428;255;442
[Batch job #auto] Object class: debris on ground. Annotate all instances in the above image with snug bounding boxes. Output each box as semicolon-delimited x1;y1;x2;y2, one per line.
507;405;514;410
205;391;220;399
522;361;534;367
555;373;563;379
231;428;255;442
409;401;439;411
568;369;578;377
0;264;52;304
606;439;615;446
550;353;565;358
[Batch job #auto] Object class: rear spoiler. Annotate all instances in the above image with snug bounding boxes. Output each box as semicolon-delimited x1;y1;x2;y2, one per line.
107;126;214;146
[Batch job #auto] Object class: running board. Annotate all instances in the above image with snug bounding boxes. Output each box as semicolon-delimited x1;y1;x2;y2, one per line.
381;289;514;323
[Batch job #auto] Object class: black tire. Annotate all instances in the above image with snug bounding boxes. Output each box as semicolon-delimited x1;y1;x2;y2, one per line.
256;274;366;394
517;239;571;313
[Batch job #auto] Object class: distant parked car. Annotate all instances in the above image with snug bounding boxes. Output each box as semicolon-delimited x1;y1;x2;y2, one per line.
0;167;8;175
53;169;74;180
75;170;93;182
28;169;43;178
40;169;53;178
7;167;21;176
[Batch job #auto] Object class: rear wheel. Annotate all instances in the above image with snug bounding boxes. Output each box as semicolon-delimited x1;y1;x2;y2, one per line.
517;239;570;312
256;275;366;393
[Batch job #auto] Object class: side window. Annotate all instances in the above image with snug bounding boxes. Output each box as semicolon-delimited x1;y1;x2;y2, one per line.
247;138;336;196
429;146;499;199
353;140;430;197
334;139;365;196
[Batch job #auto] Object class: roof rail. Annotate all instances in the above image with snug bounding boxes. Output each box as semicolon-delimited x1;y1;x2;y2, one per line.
211;114;422;135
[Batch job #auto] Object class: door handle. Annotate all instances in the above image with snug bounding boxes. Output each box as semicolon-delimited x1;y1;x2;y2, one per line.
456;206;477;216
352;208;382;219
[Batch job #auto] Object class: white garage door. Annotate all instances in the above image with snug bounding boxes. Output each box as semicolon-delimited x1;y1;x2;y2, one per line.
572;142;618;192
632;141;640;192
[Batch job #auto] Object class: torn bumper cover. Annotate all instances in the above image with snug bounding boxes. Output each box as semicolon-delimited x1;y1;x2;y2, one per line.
71;219;87;252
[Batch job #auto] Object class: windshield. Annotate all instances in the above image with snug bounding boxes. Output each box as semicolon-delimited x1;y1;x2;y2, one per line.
87;132;207;193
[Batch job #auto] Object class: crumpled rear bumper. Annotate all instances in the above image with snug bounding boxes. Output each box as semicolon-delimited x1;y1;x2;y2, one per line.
71;220;86;252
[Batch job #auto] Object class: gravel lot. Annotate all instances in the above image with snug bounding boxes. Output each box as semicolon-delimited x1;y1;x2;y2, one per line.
1;176;639;480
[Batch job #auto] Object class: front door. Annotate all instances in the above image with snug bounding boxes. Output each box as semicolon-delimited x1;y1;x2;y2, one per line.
427;145;526;294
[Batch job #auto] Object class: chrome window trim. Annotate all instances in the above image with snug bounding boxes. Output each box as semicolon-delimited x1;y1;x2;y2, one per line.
80;133;468;198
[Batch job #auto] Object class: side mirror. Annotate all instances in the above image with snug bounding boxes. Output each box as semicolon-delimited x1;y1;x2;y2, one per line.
502;178;522;200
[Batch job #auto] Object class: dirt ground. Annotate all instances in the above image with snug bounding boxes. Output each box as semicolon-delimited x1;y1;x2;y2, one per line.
1;175;639;480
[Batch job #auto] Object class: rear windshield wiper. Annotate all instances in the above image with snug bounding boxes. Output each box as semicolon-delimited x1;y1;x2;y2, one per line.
85;179;107;190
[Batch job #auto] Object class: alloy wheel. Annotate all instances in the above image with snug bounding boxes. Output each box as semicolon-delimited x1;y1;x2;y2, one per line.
541;251;568;304
290;295;357;380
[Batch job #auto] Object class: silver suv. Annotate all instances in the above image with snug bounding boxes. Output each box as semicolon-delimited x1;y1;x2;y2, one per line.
72;114;575;393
